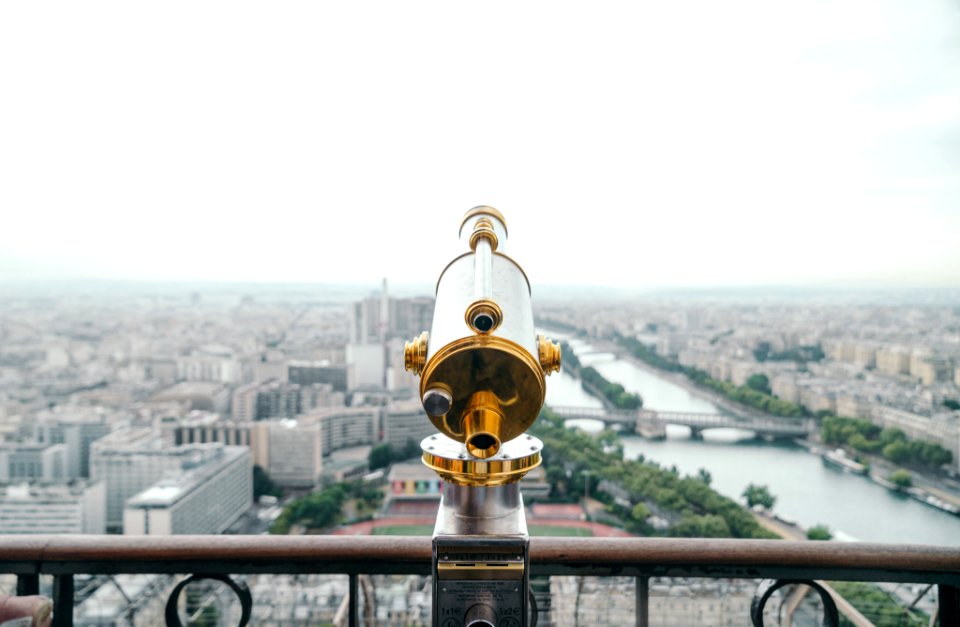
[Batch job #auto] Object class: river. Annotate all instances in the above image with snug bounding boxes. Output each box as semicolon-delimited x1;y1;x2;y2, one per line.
544;336;960;546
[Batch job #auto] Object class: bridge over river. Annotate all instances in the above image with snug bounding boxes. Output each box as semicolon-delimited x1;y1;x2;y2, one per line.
552;405;814;440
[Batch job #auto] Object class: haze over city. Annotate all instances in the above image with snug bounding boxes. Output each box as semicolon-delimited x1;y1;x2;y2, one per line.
3;2;960;624
2;0;959;289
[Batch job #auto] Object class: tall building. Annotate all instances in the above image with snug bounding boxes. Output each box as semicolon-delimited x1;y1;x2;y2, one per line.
91;428;249;532
349;291;435;345
33;416;110;479
256;380;301;419
267;419;323;489
160;413;270;469
349;297;383;345
0;442;67;483
123;446;251;535
346;343;385;389
232;379;303;421
231;381;260;421
311;407;378;455
0;481;106;534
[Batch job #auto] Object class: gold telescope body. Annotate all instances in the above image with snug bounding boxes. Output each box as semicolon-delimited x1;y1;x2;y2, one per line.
404;207;560;484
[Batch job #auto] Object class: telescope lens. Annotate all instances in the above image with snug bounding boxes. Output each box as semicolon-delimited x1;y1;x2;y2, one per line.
472;313;494;332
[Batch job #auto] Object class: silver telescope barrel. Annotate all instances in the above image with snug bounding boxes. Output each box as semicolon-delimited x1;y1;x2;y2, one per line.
407;207;556;627
405;206;560;461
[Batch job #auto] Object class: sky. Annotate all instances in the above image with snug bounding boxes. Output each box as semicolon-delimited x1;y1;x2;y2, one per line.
1;1;958;289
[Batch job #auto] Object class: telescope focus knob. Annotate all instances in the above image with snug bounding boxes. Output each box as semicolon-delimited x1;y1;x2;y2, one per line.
537;334;562;375
404;332;429;375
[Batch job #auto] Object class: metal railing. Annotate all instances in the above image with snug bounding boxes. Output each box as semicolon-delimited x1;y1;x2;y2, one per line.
2;535;958;626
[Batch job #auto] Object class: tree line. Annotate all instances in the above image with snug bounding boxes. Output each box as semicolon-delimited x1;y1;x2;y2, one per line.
269;480;382;534
821;415;952;469
616;333;805;417
533;407;777;539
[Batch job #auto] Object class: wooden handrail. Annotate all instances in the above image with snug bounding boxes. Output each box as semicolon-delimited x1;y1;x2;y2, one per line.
0;535;957;584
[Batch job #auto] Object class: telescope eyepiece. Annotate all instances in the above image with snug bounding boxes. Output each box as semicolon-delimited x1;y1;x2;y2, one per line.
473;312;494;332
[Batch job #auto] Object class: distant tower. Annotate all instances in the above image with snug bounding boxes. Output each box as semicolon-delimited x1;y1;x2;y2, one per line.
380;278;389;388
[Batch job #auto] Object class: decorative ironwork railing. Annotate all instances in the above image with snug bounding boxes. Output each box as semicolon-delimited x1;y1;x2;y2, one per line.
1;535;958;626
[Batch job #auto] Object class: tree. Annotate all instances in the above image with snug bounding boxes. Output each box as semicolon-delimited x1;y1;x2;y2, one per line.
742;484;776;510
807;524;832;541
368;444;393;470
400;438;421;461
882;441;910;464
253;465;282;500
631;502;650;522
888;469;912;490
697;468;712;486
753;342;771;362
746;374;771;395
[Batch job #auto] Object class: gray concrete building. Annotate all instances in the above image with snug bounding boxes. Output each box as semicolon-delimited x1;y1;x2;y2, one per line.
123;446;251;535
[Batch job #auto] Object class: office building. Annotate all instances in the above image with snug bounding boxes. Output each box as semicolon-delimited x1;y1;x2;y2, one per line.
346;343;385;389
123;445;251;535
231;381;259;421
160;413;270;469
349;289;434;346
231;379;302;421
33;416;110;479
267;419;323;488
91;428;247;531
0;481;106;534
312;407;378;455
0;442;67;483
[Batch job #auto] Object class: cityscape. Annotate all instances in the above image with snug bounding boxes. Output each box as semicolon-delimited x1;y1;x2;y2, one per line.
0;280;958;624
2;0;958;622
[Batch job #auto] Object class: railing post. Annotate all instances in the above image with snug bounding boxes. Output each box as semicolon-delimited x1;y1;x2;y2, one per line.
348;573;359;627
52;574;74;627
636;576;649;627
16;574;40;596
940;584;959;626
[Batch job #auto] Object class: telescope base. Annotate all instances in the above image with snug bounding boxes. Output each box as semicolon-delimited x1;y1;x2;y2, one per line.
432;482;531;627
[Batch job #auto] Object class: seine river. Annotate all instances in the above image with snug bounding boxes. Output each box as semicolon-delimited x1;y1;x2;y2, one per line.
543;336;960;546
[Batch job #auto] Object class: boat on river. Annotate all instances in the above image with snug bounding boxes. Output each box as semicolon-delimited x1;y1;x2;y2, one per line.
821;449;868;475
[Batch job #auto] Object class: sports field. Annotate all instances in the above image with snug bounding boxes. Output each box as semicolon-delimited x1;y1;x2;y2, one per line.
371;524;592;537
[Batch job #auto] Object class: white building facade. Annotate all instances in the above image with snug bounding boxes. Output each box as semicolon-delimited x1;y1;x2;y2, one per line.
123;446;251;535
0;481;106;534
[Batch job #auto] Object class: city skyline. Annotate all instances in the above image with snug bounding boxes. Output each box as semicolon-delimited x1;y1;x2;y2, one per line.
1;1;958;289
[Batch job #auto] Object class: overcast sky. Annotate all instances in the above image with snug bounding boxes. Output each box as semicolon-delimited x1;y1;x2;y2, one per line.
1;1;958;289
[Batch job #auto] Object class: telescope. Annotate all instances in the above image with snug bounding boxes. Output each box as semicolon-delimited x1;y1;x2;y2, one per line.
404;207;561;627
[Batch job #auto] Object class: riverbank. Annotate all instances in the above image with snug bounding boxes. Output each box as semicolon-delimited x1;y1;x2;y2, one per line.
620;352;775;420
549;337;960;544
798;439;960;516
584;338;960;515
